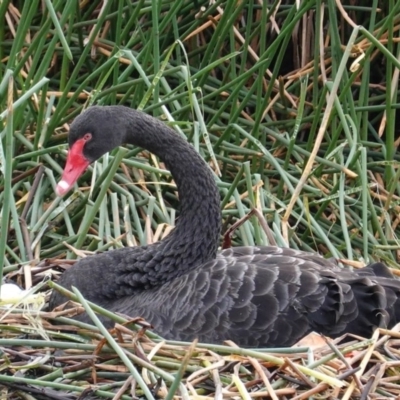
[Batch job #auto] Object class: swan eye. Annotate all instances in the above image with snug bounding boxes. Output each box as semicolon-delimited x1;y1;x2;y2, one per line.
83;133;92;142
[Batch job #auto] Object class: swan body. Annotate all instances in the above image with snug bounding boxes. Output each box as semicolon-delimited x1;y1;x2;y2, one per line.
49;106;400;347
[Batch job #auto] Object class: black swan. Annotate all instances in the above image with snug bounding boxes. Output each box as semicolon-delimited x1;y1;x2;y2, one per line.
49;105;400;347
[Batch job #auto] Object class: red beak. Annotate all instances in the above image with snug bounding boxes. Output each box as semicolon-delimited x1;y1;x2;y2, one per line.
56;138;90;196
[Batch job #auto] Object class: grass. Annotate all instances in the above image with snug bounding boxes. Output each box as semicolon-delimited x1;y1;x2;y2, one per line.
1;0;400;398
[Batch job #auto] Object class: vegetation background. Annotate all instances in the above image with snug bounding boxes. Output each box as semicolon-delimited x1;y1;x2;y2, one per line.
0;0;400;398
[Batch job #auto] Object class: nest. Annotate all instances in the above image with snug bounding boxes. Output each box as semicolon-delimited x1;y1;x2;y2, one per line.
1;287;400;400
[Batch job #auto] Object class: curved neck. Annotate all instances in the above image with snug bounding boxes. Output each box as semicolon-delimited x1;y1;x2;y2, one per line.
116;107;221;288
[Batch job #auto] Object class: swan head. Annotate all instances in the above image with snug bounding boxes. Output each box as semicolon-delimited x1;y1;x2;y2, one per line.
56;106;126;196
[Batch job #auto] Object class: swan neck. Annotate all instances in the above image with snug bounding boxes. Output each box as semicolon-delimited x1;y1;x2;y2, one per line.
122;110;221;283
